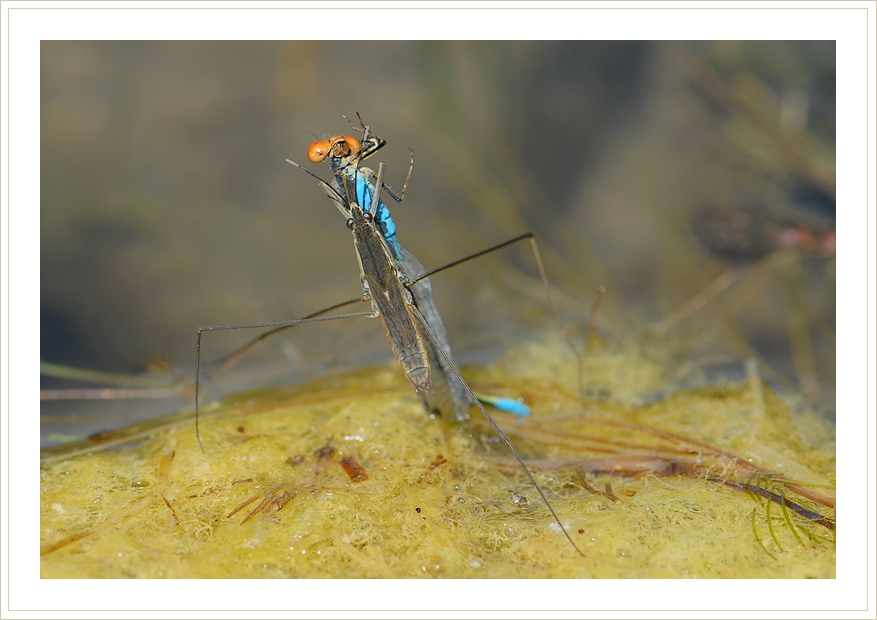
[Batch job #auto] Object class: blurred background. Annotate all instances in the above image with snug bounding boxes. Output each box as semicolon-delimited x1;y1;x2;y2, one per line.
40;41;835;445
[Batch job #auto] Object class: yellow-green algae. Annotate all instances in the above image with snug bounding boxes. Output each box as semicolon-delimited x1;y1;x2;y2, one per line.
40;344;835;578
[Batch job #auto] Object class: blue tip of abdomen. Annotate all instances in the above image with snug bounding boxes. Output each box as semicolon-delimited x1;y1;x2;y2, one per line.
492;398;532;416
475;393;531;417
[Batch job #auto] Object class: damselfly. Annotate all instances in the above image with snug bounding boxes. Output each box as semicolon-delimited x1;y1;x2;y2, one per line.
307;115;537;420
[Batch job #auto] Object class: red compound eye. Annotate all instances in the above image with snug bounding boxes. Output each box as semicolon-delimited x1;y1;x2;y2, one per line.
308;135;362;163
307;139;331;163
342;135;361;155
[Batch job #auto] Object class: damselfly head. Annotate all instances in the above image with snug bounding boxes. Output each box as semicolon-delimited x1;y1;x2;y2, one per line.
307;135;361;163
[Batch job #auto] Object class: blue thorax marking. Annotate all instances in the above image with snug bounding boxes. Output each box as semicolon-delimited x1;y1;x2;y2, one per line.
353;172;401;260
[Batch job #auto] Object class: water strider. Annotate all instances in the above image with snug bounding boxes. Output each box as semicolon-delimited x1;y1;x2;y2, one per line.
199;115;583;419
195;118;585;555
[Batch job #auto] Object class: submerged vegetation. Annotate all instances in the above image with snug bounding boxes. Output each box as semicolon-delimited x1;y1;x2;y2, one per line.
40;339;835;578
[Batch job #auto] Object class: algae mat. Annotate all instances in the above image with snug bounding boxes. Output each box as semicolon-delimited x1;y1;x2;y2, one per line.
40;350;835;578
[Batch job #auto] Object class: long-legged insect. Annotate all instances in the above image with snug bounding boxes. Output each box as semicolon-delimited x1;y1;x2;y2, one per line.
201;117;581;420
195;133;586;555
307;115;548;420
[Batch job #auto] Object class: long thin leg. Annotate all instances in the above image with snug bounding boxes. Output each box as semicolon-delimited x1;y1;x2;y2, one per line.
380;148;414;204
344;112;413;203
206;295;368;380
195;310;376;453
405;232;584;398
369;161;385;216
409;304;586;558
